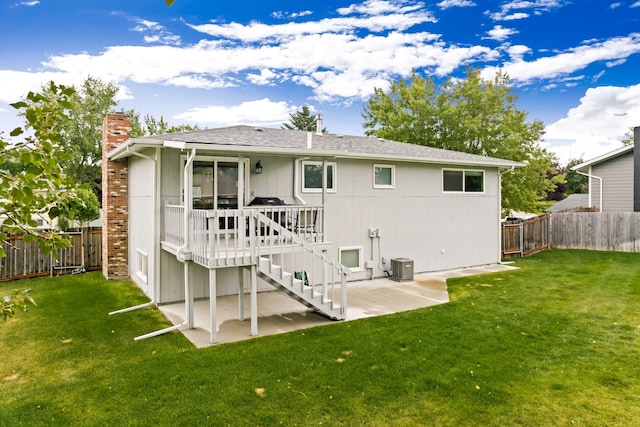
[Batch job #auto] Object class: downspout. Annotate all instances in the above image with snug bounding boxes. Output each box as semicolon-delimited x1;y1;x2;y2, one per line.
294;157;308;205
109;147;159;316
498;166;515;264
575;168;603;212
133;148;196;341
178;148;197;258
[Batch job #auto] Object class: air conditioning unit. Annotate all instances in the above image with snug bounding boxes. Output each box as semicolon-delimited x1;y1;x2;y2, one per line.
390;258;413;282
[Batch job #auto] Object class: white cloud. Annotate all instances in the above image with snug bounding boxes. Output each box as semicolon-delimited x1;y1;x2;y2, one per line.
545;83;640;163
610;3;622;9
27;28;494;103
436;0;476;9
271;10;312;19
504;44;531;61
188;10;436;42
247;69;279;85
482;33;640;85
489;0;566;21
632;1;640;7
131;17;181;46
16;1;39;6
484;25;517;41
174;98;295;127
337;0;425;16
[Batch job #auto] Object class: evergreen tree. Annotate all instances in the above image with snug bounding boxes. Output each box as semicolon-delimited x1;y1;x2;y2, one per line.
282;105;327;133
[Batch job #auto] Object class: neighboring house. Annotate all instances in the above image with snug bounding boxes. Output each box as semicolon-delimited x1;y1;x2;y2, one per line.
572;133;638;212
101;113;521;343
545;194;592;213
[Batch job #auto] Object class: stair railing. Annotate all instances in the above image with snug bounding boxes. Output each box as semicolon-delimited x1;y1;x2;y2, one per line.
249;210;348;317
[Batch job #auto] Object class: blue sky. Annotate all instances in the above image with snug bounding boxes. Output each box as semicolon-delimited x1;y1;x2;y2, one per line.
2;0;640;164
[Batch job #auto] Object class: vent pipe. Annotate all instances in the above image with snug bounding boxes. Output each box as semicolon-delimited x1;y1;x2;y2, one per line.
315;114;323;136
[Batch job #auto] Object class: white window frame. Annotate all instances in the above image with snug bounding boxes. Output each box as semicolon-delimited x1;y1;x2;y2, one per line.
442;168;485;194
180;155;250;206
302;161;337;193
339;246;363;272
373;164;395;189
136;249;148;284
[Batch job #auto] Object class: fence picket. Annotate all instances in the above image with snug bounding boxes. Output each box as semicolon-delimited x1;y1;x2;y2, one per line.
1;227;102;282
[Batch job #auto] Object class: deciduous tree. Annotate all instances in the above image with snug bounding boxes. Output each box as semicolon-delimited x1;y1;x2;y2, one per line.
362;68;562;212
128;111;200;137
1;82;83;257
31;77;119;199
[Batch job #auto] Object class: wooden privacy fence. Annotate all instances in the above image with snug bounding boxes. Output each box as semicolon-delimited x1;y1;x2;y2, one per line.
551;212;640;252
502;214;550;257
0;227;102;282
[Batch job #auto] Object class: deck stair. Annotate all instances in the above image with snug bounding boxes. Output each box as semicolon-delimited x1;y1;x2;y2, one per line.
256;256;344;320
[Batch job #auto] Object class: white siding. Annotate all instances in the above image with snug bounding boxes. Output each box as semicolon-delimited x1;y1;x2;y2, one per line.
592;152;634;212
151;149;502;300
296;158;500;279
128;151;157;298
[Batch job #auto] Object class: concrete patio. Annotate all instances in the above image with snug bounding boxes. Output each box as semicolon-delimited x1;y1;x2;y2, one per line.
159;263;517;348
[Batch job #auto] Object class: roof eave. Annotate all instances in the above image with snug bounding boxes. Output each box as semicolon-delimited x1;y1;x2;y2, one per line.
107;138;164;160
174;142;522;168
571;144;634;171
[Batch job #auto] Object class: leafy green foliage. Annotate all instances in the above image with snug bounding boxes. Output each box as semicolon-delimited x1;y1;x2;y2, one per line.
622;127;634;146
363;68;562;212
127;110;199;137
282;105;327;133
1;289;36;321
21;77;119;200
565;158;589;195
1;82;84;257
56;187;100;230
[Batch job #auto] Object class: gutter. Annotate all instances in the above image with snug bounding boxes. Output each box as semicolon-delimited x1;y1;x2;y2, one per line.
575;167;602;212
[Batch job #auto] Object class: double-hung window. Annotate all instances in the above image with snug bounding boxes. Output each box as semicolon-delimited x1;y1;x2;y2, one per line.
443;169;484;193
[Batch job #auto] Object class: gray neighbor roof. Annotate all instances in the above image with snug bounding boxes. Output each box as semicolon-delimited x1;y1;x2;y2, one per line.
546;194;590;213
109;125;522;168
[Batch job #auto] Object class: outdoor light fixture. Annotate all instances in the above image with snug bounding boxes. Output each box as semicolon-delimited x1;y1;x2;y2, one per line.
255;161;263;174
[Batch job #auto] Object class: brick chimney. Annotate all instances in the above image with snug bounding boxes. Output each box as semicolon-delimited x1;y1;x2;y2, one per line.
102;113;130;279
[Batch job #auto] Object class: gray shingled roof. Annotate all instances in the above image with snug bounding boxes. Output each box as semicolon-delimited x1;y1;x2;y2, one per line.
546;194;591;212
117;125;522;168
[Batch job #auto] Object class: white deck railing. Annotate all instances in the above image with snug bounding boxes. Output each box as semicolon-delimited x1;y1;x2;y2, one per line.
161;204;347;317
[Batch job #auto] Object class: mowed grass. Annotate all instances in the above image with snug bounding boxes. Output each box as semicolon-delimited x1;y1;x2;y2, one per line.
1;249;639;426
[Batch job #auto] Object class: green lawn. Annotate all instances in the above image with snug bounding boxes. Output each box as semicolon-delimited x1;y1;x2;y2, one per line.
2;250;639;426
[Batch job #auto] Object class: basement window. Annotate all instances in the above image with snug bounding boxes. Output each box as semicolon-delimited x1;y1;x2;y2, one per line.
136;249;148;284
443;169;484;193
339;246;363;272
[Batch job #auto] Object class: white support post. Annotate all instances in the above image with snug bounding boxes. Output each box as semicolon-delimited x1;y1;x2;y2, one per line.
185;261;194;329
250;264;258;337
238;267;245;321
209;269;217;344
